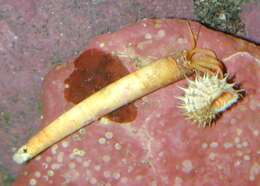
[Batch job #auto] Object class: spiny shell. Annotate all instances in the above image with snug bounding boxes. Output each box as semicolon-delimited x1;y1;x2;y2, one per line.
177;74;242;127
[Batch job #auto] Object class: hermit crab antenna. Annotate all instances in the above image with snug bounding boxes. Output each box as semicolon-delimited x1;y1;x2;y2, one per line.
187;21;202;50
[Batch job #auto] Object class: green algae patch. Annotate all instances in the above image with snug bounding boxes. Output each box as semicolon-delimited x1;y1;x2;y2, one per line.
194;0;256;35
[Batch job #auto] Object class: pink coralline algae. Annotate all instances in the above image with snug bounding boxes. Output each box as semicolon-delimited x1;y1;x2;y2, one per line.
14;19;260;186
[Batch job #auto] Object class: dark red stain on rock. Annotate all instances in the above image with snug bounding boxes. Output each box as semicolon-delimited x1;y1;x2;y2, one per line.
64;48;137;123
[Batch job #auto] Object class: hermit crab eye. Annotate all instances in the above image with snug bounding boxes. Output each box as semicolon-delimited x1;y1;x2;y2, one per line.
13;145;31;164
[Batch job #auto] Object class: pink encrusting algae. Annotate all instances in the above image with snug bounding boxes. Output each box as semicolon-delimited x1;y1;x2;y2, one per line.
13;20;226;164
13;19;260;186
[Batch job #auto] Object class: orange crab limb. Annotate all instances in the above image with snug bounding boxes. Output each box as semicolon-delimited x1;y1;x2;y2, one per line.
188;48;217;59
192;58;224;77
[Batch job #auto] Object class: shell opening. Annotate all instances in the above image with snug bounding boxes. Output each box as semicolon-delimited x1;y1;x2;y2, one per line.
13;145;31;164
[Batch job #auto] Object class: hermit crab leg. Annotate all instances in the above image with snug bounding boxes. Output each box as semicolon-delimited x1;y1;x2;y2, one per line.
187;57;223;77
185;22;224;77
188;48;217;59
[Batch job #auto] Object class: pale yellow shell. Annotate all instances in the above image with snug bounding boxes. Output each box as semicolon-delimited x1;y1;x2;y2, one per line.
177;74;241;127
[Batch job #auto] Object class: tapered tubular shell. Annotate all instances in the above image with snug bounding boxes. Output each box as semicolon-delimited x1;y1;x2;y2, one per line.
13;56;186;164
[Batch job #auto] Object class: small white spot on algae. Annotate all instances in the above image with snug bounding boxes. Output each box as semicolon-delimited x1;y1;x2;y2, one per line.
98;137;106;144
51;163;61;170
90;177;97;184
182;160;193;174
209;152;216;160
121;158;127;164
61;141;69;148
234;137;240;144
128;166;134;173
42;162;48;169
48;180;53;184
234;160;241;167
201;142;208;149
43;175;49;181
249;99;258;111
230;118;237;125
217;165;224;170
236;150;243;157
103;170;111;178
253;129;259;137
249;163;260;181
72;134;81;141
29;178;37;186
35;155;41;161
239;106;247;111
47;170;54;177
79;128;86;135
34;171;41;178
112;172;121;180
224;142;233;149
210;142;219;148
86;169;92;177
154;22;161;28
249;175;255;181
158;152;164;157
114;143;122;150
94;165;101;171
75;157;82;163
57;151;64;163
46;156;52;163
63;169;80;184
174;176;183;186
23;171;28;176
243;155;251;161
144;33;152;40
157;30;165;38
72;148;86;157
120;177;128;183
151;180;157;186
236;144;242;149
177;38;187;44
99;117;112;125
99;42;105;48
236;128;243;136
83;160;91;167
69;162;76;169
102;155;111;163
105;131;113;139
135;175;143;181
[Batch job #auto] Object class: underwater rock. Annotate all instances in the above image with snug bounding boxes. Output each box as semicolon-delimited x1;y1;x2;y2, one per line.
14;19;260;186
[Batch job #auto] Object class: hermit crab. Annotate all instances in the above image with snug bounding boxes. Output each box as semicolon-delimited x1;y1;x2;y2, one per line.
13;22;241;164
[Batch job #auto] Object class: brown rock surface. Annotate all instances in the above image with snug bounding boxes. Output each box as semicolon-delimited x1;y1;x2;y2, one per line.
14;19;260;186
